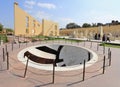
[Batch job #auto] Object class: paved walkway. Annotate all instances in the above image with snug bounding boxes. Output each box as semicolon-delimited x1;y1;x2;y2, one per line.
0;40;120;87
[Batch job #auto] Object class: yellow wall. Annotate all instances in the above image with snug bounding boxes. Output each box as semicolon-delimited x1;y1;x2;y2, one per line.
42;19;59;36
60;25;120;38
103;25;120;36
14;2;59;36
60;27;98;37
14;2;42;36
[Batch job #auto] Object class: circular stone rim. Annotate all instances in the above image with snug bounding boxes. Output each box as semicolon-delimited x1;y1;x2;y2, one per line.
17;43;98;71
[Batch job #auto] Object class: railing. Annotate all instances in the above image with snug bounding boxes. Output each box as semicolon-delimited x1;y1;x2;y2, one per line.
0;37;112;85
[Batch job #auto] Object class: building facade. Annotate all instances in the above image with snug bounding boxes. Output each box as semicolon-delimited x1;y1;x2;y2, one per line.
14;2;59;36
60;25;120;40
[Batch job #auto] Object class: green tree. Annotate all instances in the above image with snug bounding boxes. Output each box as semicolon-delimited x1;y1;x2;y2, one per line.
0;23;3;31
5;28;14;35
66;23;81;29
92;23;97;27
6;28;14;32
82;23;91;28
97;23;103;26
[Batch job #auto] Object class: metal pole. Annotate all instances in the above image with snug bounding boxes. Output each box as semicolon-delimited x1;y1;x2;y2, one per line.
109;51;112;66
108;48;110;58
24;58;29;78
83;60;86;81
88;52;91;61
103;55;106;74
97;43;99;51
0;37;1;45
103;43;105;54
18;36;20;48
5;45;7;54
7;52;9;70
52;61;55;84
3;48;5;62
12;42;13;51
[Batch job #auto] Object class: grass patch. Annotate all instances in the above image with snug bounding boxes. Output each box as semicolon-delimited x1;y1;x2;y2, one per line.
31;35;83;42
65;39;82;43
100;43;120;48
0;34;8;43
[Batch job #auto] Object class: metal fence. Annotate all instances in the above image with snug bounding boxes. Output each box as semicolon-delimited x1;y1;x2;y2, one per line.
0;37;112;84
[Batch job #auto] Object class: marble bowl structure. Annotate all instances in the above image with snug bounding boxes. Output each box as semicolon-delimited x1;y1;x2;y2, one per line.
18;44;98;71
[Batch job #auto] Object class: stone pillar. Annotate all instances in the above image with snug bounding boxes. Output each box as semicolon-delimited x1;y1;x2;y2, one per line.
98;26;103;40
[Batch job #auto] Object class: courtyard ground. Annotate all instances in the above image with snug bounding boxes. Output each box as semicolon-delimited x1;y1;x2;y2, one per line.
0;39;120;87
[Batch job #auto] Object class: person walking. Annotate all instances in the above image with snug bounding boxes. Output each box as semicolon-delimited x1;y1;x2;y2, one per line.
107;34;110;42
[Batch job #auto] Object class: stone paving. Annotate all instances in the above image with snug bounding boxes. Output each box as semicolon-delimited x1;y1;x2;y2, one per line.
0;40;120;87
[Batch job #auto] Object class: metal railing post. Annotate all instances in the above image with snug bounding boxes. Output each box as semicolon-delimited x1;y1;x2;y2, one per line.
5;45;7;54
103;43;105;54
52;61;55;84
7;52;9;70
3;48;5;62
88;52;91;61
83;60;86;81
97;43;99;51
103;56;106;74
109;51;112;66
12;42;13;51
24;58;29;78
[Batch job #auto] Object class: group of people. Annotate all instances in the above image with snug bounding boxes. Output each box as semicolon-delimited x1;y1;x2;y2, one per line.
102;34;110;42
94;33;111;42
94;33;101;40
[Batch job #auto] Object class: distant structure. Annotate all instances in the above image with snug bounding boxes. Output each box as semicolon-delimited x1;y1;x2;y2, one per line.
105;20;120;26
14;2;59;36
60;22;120;40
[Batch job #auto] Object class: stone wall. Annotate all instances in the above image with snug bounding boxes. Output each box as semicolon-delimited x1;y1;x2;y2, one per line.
60;25;120;40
